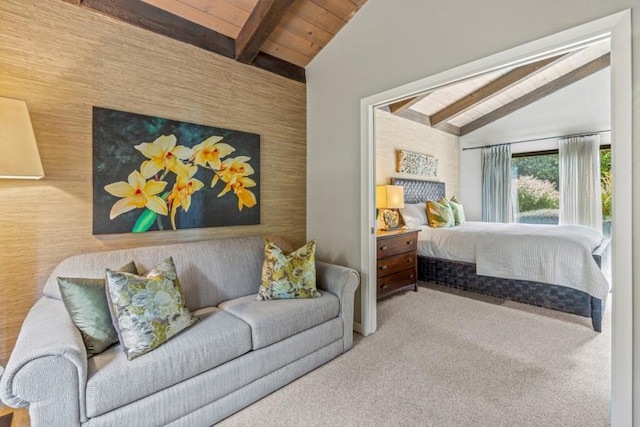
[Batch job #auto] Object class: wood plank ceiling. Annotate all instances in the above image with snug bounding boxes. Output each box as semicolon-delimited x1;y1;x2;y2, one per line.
387;39;611;137
62;0;368;83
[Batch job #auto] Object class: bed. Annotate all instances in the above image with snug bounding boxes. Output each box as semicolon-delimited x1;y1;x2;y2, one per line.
391;177;611;331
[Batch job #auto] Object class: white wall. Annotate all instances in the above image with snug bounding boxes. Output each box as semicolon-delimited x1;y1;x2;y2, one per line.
306;0;638;423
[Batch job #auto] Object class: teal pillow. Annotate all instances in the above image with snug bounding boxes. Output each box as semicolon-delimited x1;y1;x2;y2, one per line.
106;257;198;360
57;261;138;358
449;196;466;225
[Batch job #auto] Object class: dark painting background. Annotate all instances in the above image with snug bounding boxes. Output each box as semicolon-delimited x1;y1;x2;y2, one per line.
93;107;260;235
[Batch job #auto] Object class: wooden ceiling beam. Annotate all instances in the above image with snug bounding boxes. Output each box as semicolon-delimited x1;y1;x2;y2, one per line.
236;0;295;64
387;108;461;136
460;52;610;136
76;0;305;83
431;54;564;128
388;96;424;115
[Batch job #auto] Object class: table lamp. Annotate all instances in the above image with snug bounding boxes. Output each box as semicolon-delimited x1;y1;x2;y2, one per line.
376;185;404;230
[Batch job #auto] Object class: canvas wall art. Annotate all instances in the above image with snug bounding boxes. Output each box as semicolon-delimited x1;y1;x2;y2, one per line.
93;107;260;235
397;150;438;177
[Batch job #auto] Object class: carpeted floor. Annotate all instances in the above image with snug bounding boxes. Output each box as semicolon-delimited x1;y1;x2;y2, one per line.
218;282;611;426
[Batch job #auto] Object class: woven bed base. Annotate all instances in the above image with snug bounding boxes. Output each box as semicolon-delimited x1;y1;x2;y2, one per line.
418;256;604;331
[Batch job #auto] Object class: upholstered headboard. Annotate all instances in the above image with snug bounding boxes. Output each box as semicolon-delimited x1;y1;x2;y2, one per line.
391;178;445;203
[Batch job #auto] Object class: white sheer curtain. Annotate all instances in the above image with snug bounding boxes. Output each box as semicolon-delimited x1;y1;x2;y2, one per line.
559;135;602;232
482;144;512;223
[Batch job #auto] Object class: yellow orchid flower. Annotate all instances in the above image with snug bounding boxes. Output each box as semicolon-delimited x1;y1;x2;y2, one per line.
135;134;194;179
104;170;168;219
217;176;257;211
211;156;255;188
192;136;235;170
167;165;205;229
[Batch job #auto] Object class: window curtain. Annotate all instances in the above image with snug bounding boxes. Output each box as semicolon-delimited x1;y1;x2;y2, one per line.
482;144;512;222
559;135;602;231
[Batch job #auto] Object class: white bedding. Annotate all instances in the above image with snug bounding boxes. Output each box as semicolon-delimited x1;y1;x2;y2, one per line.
416;221;610;300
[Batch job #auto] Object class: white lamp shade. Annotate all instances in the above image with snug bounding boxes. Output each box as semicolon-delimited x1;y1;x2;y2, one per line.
0;97;44;179
376;185;405;209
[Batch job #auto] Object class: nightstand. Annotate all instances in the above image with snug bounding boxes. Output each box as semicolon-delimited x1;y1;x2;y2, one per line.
376;228;419;300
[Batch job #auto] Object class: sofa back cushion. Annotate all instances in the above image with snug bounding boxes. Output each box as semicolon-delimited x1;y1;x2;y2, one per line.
43;236;265;310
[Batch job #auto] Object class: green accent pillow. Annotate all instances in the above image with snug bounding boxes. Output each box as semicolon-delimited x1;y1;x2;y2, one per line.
57;261;138;358
449;196;466;225
257;239;320;300
105;257;198;360
427;199;455;228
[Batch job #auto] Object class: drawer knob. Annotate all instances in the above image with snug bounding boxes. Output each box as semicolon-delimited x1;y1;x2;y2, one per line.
381;284;388;290
380;265;388;270
407;240;413;244
380;245;388;250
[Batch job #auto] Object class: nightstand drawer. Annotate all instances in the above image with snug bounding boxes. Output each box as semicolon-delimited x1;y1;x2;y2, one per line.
376;252;415;278
377;233;417;259
377;269;416;298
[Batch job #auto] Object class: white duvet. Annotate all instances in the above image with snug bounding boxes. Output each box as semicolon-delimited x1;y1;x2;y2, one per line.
417;221;610;300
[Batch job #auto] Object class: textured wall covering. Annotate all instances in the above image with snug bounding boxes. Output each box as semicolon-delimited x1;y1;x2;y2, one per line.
0;0;306;363
375;109;460;197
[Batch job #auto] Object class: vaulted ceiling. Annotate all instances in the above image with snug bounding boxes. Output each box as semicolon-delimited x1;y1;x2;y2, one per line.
385;39;611;137
62;0;368;83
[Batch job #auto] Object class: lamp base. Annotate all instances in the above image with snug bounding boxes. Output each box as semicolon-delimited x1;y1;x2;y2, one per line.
382;209;400;230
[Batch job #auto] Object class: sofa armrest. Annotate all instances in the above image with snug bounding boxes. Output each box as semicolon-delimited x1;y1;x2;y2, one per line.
0;297;88;426
316;262;360;352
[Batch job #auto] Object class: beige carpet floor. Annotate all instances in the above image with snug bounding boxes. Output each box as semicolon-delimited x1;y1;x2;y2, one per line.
219;282;611;426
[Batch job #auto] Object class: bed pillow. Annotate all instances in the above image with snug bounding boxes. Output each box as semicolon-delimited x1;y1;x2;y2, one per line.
399;203;428;229
449;196;466;225
105;257;198;360
57;261;138;358
427;199;455;228
257;239;320;300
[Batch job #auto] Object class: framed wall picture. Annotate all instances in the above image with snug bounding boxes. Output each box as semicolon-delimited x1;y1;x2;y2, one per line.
93;107;260;234
397;150;437;177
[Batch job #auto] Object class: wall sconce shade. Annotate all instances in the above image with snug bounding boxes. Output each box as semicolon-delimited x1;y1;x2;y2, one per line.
0;97;44;179
376;185;405;209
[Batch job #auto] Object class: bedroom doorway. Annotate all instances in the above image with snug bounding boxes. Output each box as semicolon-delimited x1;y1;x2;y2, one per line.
360;10;631;425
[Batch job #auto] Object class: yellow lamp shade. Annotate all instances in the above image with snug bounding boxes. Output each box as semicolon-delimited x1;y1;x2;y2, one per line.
376;185;404;209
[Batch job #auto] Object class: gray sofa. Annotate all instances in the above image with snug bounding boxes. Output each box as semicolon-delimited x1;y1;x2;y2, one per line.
0;236;359;426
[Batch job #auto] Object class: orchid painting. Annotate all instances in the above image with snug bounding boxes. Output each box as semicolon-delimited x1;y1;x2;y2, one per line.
93;107;260;234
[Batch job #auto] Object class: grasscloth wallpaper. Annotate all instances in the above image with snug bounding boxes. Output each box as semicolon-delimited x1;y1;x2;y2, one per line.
0;0;306;364
375;109;460;197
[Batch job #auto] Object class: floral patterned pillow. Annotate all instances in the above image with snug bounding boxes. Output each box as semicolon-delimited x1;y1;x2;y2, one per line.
257;239;320;300
105;257;198;360
426;199;455;228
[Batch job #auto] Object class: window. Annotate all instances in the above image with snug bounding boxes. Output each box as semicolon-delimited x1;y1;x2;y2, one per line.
511;146;611;235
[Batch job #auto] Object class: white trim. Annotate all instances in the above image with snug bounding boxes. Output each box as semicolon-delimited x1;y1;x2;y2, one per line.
609;10;633;427
360;10;632;425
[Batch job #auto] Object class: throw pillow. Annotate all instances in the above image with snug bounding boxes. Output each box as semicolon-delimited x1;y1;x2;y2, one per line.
105;257;198;360
426;199;455;228
399;203;428;229
57;261;138;358
257;239;320;300
449;196;466;225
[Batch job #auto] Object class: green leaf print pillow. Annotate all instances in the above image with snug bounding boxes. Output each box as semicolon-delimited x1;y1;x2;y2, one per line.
426;199;455;228
105;257;198;360
257;239;320;300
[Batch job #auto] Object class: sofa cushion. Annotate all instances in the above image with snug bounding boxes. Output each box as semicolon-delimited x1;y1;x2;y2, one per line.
85;307;251;418
57;261;138;358
105;257;199;360
257;239;320;300
218;291;340;350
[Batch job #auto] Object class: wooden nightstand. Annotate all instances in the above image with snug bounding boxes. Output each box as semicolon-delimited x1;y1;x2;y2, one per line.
376;228;419;300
